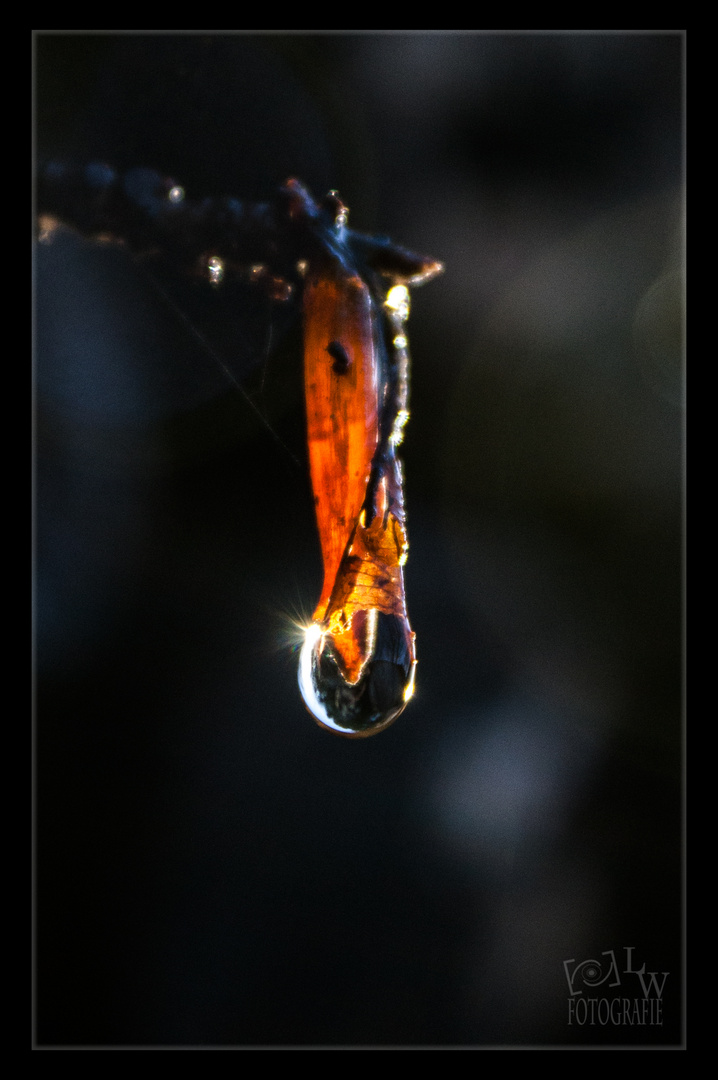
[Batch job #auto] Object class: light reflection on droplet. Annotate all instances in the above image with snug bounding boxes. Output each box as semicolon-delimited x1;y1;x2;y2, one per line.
385;284;410;321
403;661;417;702
207;256;224;286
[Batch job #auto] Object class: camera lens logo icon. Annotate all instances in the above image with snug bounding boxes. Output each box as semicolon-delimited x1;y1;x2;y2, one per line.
563;951;620;995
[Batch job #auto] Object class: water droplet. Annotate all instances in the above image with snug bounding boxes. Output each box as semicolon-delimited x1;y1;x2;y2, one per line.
298;615;415;737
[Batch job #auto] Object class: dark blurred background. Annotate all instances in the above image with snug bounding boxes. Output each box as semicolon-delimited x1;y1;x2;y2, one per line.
34;32;683;1047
